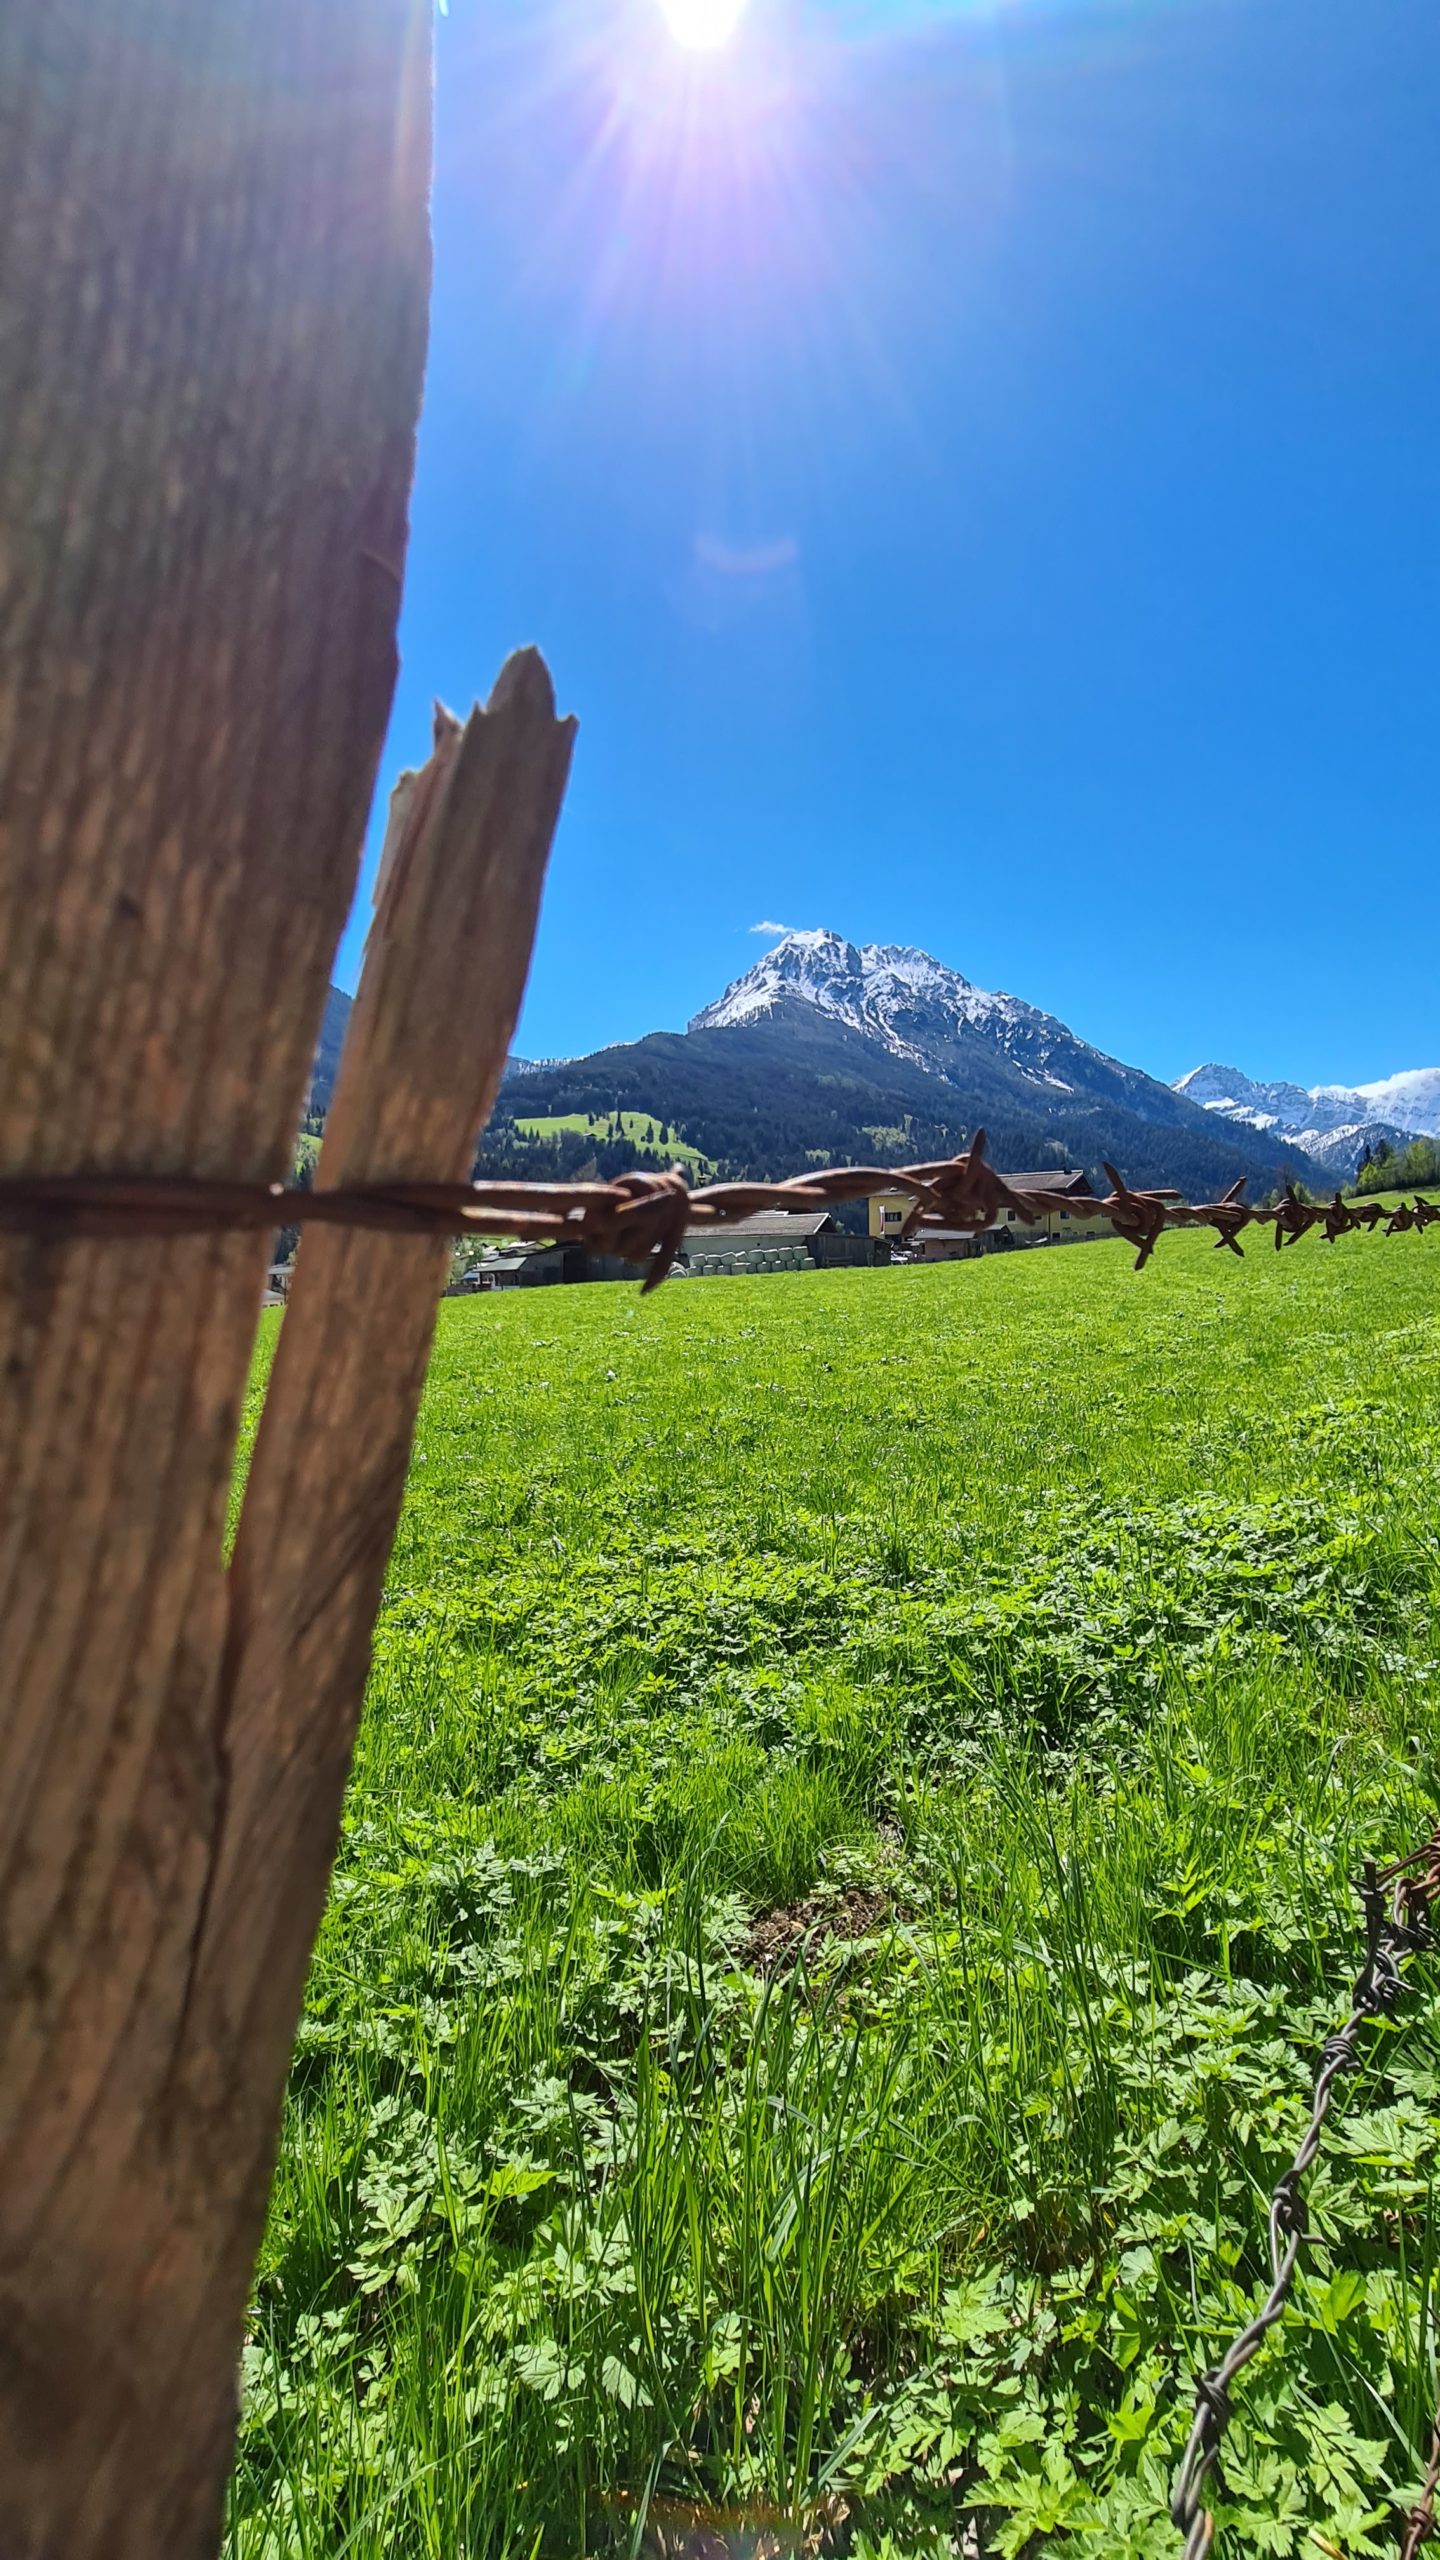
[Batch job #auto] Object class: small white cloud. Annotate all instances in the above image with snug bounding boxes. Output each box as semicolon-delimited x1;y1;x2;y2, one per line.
750;919;794;936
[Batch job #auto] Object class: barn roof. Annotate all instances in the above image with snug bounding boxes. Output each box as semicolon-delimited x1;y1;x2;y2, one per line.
1002;1169;1096;1195
684;1209;834;1243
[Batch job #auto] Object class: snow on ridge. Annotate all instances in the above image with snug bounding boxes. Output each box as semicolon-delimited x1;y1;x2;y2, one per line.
697;945;1439;1164
690;929;1018;1047
1176;1058;1440;1144
688;925;1117;1107
1345;1067;1440;1132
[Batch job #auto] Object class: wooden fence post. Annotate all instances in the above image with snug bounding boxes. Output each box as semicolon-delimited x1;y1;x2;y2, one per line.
179;659;576;2320
0;6;575;2552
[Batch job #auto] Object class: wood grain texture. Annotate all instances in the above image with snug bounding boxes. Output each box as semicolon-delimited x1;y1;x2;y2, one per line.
0;1;433;2548
178;655;576;2352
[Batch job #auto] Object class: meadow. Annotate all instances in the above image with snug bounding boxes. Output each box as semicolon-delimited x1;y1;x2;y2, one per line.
228;1231;1440;2560
512;1112;715;1177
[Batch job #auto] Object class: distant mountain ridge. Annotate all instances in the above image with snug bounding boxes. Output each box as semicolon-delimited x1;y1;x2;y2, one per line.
325;931;1419;1197
695;930;1235;1134
693;933;1042;1064
1175;1059;1440;1176
489;931;1334;1199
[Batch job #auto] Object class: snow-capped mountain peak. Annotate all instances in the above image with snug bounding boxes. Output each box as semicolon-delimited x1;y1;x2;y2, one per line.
688;928;1209;1128
691;930;1024;1065
1329;1066;1440;1131
1175;1062;1317;1126
687;932;1437;1181
1174;1058;1440;1176
694;929;864;1027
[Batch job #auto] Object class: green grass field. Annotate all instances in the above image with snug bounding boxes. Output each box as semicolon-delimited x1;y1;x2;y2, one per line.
513;1111;715;1177
229;1233;1440;2559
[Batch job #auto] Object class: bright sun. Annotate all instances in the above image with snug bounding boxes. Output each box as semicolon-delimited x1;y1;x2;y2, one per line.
657;0;748;48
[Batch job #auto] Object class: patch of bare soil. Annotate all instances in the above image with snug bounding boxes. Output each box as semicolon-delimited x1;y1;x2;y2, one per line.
743;1886;892;1975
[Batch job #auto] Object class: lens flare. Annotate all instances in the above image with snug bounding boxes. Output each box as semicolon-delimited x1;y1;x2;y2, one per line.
657;0;748;48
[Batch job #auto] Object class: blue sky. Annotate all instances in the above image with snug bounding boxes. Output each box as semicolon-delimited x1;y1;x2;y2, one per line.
335;0;1440;1090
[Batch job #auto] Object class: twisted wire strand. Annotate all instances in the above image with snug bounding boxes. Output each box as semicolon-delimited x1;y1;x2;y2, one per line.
1;1131;1435;1290
1171;1844;1440;2556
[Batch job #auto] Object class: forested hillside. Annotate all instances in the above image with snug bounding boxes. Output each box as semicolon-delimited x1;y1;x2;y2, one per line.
481;1003;1327;1196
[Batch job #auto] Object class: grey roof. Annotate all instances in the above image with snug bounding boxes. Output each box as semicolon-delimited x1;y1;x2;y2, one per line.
873;1168;1093;1199
1000;1169;1096;1195
685;1209;833;1244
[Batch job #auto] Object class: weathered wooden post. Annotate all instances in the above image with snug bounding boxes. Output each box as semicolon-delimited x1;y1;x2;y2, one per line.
0;5;574;2550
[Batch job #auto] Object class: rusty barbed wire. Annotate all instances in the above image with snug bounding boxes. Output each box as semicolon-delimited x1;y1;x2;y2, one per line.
1403;2413;1440;2560
1172;1833;1440;2559
1396;1822;1440;2560
0;1131;1436;1288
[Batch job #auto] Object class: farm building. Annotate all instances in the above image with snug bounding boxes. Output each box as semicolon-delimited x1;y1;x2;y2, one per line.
458;1211;890;1289
460;1251;533;1290
868;1168;1114;1261
682;1209;888;1277
466;1244;644;1288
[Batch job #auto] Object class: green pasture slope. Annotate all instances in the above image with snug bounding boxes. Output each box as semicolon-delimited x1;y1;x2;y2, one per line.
513;1110;715;1177
230;1233;1440;2560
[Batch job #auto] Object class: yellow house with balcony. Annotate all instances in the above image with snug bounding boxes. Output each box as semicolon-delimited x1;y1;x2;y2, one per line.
869;1192;914;1243
868;1169;1113;1257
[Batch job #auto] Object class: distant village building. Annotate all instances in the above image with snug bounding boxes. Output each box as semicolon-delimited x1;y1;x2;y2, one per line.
868;1169;1113;1261
445;1186;1114;1295
462;1241;676;1289
453;1209;890;1290
682;1209;887;1277
870;1195;912;1243
460;1251;531;1291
